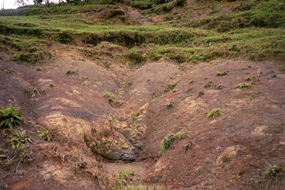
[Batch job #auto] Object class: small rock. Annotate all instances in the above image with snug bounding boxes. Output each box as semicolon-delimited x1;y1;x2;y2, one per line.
204;157;210;163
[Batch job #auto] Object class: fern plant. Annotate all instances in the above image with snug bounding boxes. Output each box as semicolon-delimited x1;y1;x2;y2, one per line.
0;105;22;129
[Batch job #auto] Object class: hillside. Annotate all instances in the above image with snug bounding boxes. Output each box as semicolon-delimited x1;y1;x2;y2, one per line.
0;0;285;189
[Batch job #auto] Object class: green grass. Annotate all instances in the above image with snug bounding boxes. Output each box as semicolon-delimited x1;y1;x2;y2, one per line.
115;168;137;186
165;101;175;107
102;91;116;97
217;71;228;76
0;0;284;64
159;127;190;155
151;93;158;101
188;80;194;84
10;130;32;150
126;49;145;65
0;14;207;44
37;129;54;141
113;166;168;189
159;133;176;155
185;0;285;30
207;108;221;118
236;83;251;88
0;15;284;63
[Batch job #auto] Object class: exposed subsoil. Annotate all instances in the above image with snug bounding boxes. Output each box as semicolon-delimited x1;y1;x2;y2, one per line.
1;41;285;190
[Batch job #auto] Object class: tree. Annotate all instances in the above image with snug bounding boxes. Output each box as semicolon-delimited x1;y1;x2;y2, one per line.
45;0;50;7
33;0;43;5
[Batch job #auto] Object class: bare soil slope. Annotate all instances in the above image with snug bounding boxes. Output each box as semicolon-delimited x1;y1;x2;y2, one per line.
1;47;285;189
0;0;285;189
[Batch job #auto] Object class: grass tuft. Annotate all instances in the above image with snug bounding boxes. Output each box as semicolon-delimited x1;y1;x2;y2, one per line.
217;71;228;76
159;126;190;155
207;108;221;118
236;83;251;88
166;101;175;107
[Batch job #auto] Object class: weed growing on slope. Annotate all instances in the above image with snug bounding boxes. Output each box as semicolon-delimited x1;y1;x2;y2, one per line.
188;80;194;84
0;105;22;129
163;83;175;92
128;112;139;123
102;91;121;107
166;101;175;107
267;164;282;177
159;133;176;155
114;168;137;188
244;75;256;81
37;129;54;141
207;108;221;118
159;126;191;155
25;86;44;98
65;70;78;75
102;91;116;98
151;93;158;101
10;130;32;150
216;84;223;89
236;83;251;88
217;70;228;76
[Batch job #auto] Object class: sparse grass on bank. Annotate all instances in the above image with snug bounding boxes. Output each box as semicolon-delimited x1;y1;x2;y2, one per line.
207;108;221;118
184;0;285;30
159;126;190;155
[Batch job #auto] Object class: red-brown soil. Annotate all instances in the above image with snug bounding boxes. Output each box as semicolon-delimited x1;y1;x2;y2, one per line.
1;41;285;189
0;0;285;189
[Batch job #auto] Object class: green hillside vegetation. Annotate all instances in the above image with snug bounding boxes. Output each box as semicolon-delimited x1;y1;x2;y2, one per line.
0;0;284;63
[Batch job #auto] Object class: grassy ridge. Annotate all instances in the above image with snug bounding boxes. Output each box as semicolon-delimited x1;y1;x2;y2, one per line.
0;15;209;47
185;0;285;31
0;0;284;63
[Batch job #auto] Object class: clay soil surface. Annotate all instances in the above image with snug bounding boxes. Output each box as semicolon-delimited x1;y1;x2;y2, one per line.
0;0;285;189
1;42;285;190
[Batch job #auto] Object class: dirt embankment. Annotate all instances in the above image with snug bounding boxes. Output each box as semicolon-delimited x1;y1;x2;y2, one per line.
0;0;285;189
1;48;285;189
